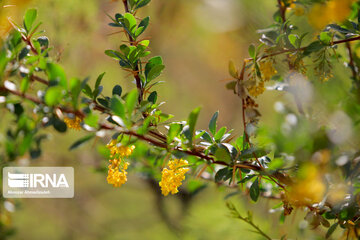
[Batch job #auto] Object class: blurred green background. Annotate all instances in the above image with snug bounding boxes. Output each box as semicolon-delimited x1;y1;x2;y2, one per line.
5;0;340;239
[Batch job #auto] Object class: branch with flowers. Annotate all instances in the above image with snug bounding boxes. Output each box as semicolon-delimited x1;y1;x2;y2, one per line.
1;0;360;239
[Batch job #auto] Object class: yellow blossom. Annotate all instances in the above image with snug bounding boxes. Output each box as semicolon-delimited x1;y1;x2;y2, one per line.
159;159;189;196
64;116;82;130
287;163;325;206
107;160;129;187
106;140;135;158
259;61;277;81
105;141;135;188
247;81;265;98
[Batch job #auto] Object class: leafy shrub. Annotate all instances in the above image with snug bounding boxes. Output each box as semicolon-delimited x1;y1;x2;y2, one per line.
1;0;360;239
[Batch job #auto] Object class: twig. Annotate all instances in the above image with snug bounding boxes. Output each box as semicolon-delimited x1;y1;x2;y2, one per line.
226;202;272;240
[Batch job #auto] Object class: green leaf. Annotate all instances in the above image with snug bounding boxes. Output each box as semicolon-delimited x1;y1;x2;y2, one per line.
110;96;125;118
123;13;137;33
303;41;324;57
104;50;122;60
82;84;93;98
128;0;136;9
215;146;232;163
148;91;157;104
95;72;105;90
44;86;63;106
137;116;152;135
226;81;237;92
326;223;338;239
84;113;99;128
167;123;182;144
69;134;95;151
126;89;138;116
69;78;81;108
214;126;227;142
228;60;238;78
24;9;37;33
112;85;122;96
288;34;298;48
37;36;49;48
240;148;268;159
135;0;151;10
138;16;150;33
139;40;150;48
188;107;201;145
47;63;67;88
19;46;30;60
215;167;231;182
20;77;30;93
135;27;144;38
248;44;256;59
53;118;67;133
146;64;165;82
200;131;213;143
145;56;163;79
209;111;219;135
320;32;331;45
250;178;260;202
97;98;109;108
238;174;256;184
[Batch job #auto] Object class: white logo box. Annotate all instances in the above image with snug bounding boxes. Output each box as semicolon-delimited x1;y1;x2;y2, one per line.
3;167;74;198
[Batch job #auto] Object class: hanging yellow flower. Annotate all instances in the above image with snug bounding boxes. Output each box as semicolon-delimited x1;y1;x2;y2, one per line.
259;61;277;81
107;160;129;187
106;140;135;188
64;116;82;130
247;81;265;98
159;159;189;196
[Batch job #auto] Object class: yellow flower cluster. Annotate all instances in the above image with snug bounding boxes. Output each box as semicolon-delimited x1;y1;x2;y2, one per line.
64;116;82;130
308;0;356;30
287;163;325;206
106;140;135;187
247;81;265;98
107;139;136;158
107;161;129;187
259;61;277;81
106;139;135;187
159;159;189;196
247;61;276;98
